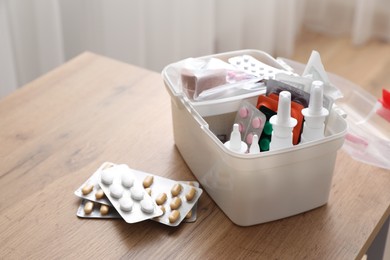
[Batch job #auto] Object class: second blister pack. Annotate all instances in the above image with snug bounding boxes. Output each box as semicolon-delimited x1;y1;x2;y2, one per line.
74;162;114;205
234;100;266;147
98;164;163;223
76;199;121;219
135;171;203;226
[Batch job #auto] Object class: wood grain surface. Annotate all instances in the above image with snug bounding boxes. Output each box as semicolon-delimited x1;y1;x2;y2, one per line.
0;47;389;259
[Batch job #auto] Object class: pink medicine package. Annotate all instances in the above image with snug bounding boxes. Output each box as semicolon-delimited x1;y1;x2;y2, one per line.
234;100;266;147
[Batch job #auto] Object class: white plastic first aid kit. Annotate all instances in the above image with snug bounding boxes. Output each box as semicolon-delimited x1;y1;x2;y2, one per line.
162;49;351;226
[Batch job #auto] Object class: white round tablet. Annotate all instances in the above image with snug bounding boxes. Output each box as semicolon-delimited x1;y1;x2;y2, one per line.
130;186;144;201
101;169;114;185
110;183;124;199
121;173;134;188
140;198;154;214
119;197;133;212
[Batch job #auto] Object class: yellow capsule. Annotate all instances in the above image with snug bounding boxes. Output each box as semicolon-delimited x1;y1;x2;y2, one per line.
81;184;94;195
171;183;182;197
95;189;104;200
155;193;167;205
186;210;193;219
169;210;180;223
185;187;197;202
145;188;152;196
170;197;182;210
84;201;94;214
143;175;154;188
160;205;166;215
100;204;110;215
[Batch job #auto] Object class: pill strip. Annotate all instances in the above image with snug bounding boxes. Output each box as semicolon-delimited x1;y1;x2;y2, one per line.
132;170;203;226
75;177;199;222
76;199;121;219
228;55;295;79
74;162;114;206
234;100;266;147
98;164;163;223
75;162;202;224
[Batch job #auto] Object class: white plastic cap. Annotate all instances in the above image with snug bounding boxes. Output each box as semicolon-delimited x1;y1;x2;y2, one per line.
300;80;329;143
230;124;242;150
224;123;248;154
270;91;297;128
303;80;329;117
269;91;297;150
249;134;260;154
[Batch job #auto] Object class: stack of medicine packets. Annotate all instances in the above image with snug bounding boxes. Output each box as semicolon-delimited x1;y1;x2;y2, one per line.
74;162;203;226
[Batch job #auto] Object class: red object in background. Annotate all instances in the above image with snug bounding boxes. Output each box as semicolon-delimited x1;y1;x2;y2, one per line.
376;89;390;122
379;89;390;108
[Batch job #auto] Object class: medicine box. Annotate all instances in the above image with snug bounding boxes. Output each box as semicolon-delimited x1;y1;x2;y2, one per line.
162;50;347;226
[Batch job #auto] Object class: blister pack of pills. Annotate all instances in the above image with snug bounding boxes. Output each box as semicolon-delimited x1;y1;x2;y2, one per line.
234;100;266;147
178;181;200;223
135;170;203;226
265;79;311;108
266;79;334;112
77;199;121;219
98;164;163;223
275;73;313;93
75;162;203;225
228;55;296;79
74;162;113;206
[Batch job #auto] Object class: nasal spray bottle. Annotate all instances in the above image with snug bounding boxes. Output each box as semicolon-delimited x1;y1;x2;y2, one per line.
224;123;248;154
269;91;297;151
249;134;260;154
301;80;329;143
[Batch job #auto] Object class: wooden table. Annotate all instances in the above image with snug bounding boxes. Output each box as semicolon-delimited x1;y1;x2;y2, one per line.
1;52;389;259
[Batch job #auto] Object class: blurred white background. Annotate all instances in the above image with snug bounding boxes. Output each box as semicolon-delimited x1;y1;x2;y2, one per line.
1;0;390;99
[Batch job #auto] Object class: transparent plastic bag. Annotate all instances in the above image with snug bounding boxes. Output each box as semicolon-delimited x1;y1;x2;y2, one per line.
279;56;390;169
165;57;263;101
